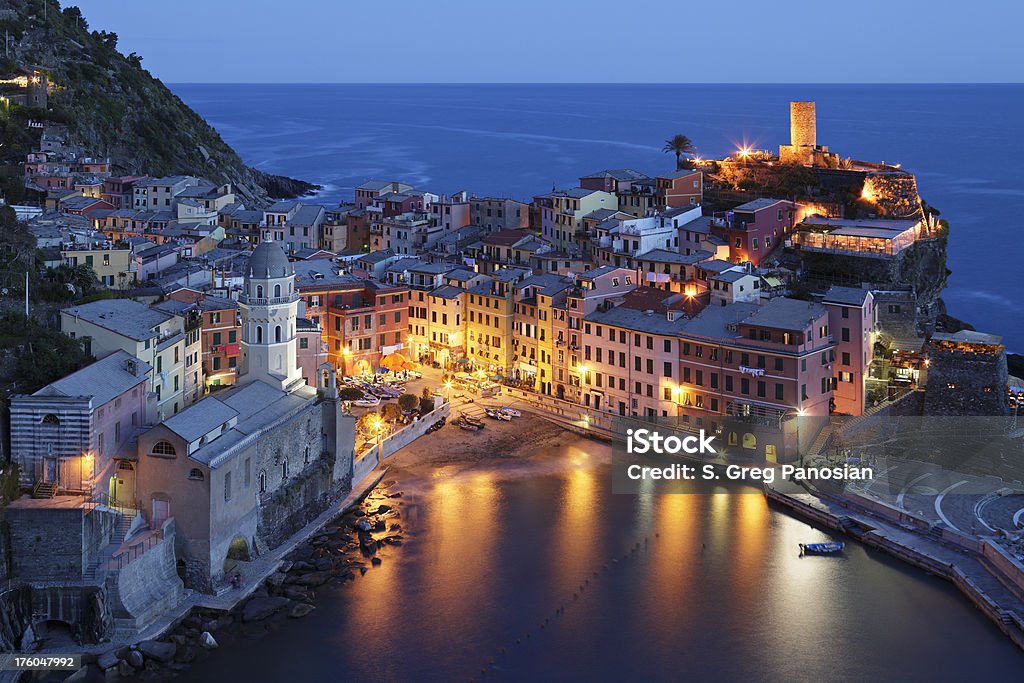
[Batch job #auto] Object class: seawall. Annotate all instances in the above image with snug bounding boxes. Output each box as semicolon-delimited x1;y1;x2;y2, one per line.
765;483;1024;650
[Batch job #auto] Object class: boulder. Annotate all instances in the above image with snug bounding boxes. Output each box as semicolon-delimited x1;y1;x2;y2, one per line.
118;660;134;678
199;632;219;649
96;650;120;671
174;645;197;664
289;603;316;619
138;639;177;663
373;504;392;514
283;587;310;602
371;557;382;566
293;571;331;587
201;619;219;633
266;572;287;588
278;560;293;573
242;596;291;622
127;648;145;669
314;558;333;572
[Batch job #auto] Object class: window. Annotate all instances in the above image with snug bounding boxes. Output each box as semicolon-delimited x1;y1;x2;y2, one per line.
245;458;251;487
841;328;850;342
224;472;233;501
775;383;784;400
41;413;60;425
188;468;204;481
152;440;177;456
259;470;267;494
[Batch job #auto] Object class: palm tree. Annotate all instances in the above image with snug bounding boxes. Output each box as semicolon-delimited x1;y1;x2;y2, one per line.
663;134;696;170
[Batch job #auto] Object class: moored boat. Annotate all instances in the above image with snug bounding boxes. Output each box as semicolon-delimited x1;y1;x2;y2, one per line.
799;541;845;555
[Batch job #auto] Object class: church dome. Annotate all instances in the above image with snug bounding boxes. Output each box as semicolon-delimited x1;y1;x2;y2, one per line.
248;240;293;279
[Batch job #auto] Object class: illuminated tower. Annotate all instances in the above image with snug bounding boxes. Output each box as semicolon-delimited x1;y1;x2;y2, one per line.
239;240;303;391
778;100;838;167
789;101;816;149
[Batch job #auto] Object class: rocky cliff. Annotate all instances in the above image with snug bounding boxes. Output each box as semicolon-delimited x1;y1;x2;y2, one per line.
0;0;317;205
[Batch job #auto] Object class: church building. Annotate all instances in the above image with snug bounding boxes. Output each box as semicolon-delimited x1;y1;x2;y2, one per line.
133;241;356;591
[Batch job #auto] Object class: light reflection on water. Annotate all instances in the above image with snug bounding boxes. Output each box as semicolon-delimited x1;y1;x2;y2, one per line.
185;444;1024;682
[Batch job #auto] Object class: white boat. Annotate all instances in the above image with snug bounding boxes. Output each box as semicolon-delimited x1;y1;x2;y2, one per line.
498;407;521;418
354;396;380;408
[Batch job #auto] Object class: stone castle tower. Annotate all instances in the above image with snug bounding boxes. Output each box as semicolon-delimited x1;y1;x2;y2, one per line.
779;101;837;167
239;240;303;391
790;101;816;148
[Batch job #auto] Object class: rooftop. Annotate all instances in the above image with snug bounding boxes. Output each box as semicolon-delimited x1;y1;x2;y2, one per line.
63;299;173;341
580;169;650;182
822;285;871;307
734;198;789;212
741;297;827;331
586;305;688;337
170;380;317;467
931;330;1003;346
636;248;712;265
29;350;151;407
683;303;760;340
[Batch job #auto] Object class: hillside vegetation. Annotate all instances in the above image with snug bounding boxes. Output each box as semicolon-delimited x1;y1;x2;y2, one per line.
0;0;317;205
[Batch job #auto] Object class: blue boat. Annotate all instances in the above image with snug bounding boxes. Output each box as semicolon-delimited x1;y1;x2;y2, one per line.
799;541;845;555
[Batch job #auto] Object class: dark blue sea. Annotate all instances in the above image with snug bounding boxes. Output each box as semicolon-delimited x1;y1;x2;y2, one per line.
171;84;1024;351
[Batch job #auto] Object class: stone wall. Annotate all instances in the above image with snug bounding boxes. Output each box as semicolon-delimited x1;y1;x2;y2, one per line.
6;504;118;581
257;459;334;550
107;519;185;633
923;347;1010;416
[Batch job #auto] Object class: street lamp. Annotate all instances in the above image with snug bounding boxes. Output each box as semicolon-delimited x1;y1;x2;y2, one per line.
444;380;453;404
369;414;385;466
83;451;94;501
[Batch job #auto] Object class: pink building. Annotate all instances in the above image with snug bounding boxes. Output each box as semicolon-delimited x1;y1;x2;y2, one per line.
296;317;328;386
710;198;795;266
10;351;154;504
822;286;875;415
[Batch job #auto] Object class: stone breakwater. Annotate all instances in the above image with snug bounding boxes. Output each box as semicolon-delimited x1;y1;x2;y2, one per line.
63;481;404;682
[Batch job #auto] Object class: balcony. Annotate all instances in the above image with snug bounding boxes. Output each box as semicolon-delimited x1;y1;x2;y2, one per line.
241;294;299;306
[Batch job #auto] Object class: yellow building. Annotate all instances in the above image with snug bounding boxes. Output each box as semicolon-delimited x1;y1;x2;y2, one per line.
465;268;530;373
62;245;136;288
513;274;571;391
545;187;616;252
61;299;200;420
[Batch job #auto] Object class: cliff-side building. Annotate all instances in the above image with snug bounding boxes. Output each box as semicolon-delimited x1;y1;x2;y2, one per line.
923;331;1010;416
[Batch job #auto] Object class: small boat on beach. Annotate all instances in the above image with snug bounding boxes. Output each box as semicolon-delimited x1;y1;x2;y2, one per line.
799;541;845;555
461;413;484;427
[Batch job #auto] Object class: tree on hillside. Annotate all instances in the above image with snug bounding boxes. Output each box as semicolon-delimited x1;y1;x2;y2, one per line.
663;134;697;170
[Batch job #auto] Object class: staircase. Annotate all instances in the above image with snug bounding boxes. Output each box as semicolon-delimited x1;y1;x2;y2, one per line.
82;510;138;581
115;511;135;544
805;425;835;460
32;481;57;499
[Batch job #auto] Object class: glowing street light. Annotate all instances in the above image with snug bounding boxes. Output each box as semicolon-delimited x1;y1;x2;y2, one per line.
368;413;386;465
444;380;453;403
